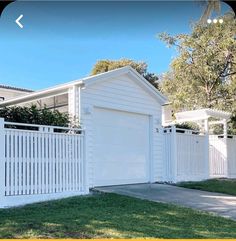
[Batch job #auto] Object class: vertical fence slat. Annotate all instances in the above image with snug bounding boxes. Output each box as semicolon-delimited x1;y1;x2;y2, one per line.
5;131;10;196
38;133;42;194
10;130;14;195
75;135;78;191
31;132;34;194
80;134;84;192
57;134;60;192
14;132;18;195
27;132;31;195
22;133;26;195
63;135;66;192
0;119;6;200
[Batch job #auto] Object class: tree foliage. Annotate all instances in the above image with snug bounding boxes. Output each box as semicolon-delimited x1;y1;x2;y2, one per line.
0;105;70;127
91;59;160;89
159;13;236;133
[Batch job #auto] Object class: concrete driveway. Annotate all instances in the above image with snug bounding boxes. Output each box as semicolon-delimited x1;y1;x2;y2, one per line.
95;183;236;221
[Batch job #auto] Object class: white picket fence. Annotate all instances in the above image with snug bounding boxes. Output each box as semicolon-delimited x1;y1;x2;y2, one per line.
163;126;236;183
1;119;236;207
0;119;88;208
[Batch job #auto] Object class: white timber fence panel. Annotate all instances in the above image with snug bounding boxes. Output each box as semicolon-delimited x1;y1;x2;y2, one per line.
0;119;88;208
163;127;175;182
227;136;236;178
209;135;228;178
163;127;208;183
175;130;208;182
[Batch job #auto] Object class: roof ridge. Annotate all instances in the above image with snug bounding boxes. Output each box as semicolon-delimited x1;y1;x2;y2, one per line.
0;84;33;92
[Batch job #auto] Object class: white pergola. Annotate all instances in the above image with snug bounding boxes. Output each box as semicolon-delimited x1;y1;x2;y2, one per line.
174;108;231;136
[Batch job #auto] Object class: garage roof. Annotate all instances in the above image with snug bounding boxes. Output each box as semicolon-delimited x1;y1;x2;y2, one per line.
0;66;168;107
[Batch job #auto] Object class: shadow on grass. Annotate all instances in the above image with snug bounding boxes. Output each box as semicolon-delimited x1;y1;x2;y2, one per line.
0;193;236;238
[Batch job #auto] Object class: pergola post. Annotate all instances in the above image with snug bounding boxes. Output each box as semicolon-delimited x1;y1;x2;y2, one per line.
204;118;209;134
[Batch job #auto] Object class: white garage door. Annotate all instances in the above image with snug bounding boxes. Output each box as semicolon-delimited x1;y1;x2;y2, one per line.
94;107;150;187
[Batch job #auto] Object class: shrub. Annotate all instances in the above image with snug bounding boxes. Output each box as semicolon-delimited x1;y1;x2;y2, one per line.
0;105;70;127
176;122;199;131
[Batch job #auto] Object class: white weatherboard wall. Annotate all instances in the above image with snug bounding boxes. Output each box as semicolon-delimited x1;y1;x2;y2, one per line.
80;74;163;187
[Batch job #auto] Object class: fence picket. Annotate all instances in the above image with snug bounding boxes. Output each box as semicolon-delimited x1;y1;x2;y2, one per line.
19;132;23;195
5;131;10;195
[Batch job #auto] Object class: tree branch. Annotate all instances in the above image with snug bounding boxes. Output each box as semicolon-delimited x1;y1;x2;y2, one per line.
220;71;236;78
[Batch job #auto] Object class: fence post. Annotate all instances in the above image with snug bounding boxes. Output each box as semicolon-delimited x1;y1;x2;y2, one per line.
171;125;177;183
225;137;228;178
83;129;89;194
223;119;229;177
204;119;210;179
0;118;5;207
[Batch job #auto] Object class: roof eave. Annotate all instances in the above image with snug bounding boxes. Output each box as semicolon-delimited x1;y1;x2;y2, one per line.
0;81;83;107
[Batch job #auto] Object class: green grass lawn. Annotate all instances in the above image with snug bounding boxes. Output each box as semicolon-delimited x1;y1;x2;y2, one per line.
0;193;236;238
177;178;236;196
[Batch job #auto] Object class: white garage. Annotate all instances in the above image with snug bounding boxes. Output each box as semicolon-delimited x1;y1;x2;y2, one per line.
80;67;167;187
0;66;168;188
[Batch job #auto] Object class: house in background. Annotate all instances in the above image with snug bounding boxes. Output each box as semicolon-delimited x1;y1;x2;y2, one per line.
0;85;33;102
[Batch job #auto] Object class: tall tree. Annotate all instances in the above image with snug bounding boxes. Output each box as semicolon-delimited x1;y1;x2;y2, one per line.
159;13;236;108
159;13;236;132
91;59;160;89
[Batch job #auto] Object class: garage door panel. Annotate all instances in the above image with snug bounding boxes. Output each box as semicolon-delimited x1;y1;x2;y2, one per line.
95;147;148;164
96;162;147;180
94;107;150;186
97;110;147;127
96;126;148;147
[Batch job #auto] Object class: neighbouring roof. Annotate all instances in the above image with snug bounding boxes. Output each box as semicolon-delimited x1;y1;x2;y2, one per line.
0;66;168;107
0;84;33;93
175;108;232;122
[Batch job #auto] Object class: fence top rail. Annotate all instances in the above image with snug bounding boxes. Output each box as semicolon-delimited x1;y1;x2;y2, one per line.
163;127;201;134
210;134;236;139
4;121;84;132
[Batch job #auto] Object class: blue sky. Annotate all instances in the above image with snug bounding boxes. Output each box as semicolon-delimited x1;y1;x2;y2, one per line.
0;1;232;90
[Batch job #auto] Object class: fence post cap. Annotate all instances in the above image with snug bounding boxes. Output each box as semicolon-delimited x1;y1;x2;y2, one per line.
171;125;176;130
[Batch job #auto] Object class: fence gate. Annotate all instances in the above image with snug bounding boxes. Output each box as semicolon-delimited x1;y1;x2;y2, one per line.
209;135;228;178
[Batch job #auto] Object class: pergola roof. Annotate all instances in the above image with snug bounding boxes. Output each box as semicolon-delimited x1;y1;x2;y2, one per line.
175;108;231;123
